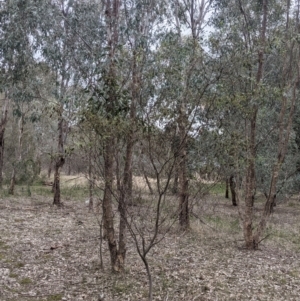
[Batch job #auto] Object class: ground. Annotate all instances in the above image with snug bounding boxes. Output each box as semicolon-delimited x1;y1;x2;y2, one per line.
1;180;300;301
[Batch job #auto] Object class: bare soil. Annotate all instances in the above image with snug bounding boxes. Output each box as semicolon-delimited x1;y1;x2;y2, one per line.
1;189;300;301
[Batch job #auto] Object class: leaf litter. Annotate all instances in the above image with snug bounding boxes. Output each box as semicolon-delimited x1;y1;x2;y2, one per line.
0;195;300;300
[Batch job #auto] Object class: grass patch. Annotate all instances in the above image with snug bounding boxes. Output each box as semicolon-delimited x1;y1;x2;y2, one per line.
8;182;91;200
191;182;225;196
270;228;287;239
208;182;226;195
0;188;10;198
229;218;240;231
9;273;18;278
61;185;88;200
20;277;33;285
31;185;53;196
204;215;240;233
112;281;134;295
15;262;25;268
47;294;63;301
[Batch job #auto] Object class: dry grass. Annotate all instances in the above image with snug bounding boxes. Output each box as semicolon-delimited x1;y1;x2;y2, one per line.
0;185;300;300
58;174;89;187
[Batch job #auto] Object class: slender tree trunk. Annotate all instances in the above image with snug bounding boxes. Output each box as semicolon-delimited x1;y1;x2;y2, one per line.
225;178;229;199
8;167;15;195
172;163;179;194
0;129;6;188
53;114;65;206
229;175;237;206
9;114;24;195
53;161;62;204
36;156;41;176
178;105;189;230
116;149;130;271
102;137;118;270
17;115;23;161
48;154;53;179
67;157;71;175
88;143;94;212
143;170;153;195
243;115;257;249
141;256;153;301
53;164;64;205
0;93;9;188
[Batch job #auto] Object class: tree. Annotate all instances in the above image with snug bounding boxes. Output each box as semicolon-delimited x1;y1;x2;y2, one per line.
37;0;80;206
212;0;300;249
0;0;37;188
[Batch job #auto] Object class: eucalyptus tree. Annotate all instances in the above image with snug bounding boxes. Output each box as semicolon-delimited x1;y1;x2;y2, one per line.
252;1;300;247
113;0;162;272
75;0;131;272
0;0;38;187
92;0;165;274
76;0;180;281
36;0;82;206
152;0;215;229
212;0;300;249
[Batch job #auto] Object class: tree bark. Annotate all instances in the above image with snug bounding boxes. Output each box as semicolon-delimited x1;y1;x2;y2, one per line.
67;157;71;175
143;170;153;195
53;158;65;205
0;129;6;188
102;137;118;270
115;50;138;271
102;0;130;272
47;152;53;178
9;113;24;195
88;143;94;212
225;178;229;199
8;167;15;195
172;164;179;194
229;175;237;206
178;104;189;230
0;93;9;188
53;114;65;206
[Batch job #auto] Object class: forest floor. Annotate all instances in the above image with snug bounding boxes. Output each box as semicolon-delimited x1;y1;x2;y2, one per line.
1;181;300;301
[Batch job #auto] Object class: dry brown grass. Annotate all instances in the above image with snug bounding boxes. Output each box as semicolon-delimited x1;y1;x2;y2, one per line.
59;174;89;187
